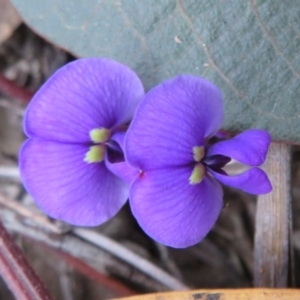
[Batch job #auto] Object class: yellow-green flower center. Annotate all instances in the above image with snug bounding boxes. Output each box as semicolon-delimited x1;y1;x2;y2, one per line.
90;128;111;143
189;146;206;185
189;163;206;185
192;146;205;162
84;127;111;164
84;145;106;163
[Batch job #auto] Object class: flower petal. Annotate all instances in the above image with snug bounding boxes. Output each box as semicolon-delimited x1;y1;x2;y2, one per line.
209;167;272;195
25;58;144;143
125;75;223;170
129;167;223;248
207;130;271;166
105;131;139;184
105;159;139;185
20;138;129;225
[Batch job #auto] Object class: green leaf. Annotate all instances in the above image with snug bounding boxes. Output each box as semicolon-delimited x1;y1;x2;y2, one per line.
11;0;300;143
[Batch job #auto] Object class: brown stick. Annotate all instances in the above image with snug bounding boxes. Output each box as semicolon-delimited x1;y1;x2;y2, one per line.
0;201;170;291
254;142;292;287
0;219;53;299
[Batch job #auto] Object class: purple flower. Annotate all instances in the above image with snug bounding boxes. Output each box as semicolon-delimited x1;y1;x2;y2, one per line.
125;75;272;248
19;58;144;226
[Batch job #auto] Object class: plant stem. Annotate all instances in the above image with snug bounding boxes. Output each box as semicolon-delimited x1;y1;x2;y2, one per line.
0;219;53;300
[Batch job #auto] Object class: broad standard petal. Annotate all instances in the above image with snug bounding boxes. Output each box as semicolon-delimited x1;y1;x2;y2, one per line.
25;58;144;143
207;130;271;166
125;75;223;170
209;167;272;195
20;138;129;225
129;167;223;248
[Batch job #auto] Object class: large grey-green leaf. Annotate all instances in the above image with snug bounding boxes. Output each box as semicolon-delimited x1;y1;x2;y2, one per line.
11;0;300;143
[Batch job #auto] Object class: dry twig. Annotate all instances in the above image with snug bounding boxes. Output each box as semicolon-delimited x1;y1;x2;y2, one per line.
73;228;188;291
254;142;292;287
0;192;188;291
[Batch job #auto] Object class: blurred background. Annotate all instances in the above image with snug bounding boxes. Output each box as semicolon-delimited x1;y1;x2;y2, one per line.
0;0;300;299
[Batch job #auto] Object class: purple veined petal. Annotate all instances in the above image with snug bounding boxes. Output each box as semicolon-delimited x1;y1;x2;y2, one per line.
105;158;140;184
20;138;129;226
125;75;223;170
25;58;144;143
209;167;272;195
110;130;126;148
129;167;223;248
207;130;271;166
105;131;140;184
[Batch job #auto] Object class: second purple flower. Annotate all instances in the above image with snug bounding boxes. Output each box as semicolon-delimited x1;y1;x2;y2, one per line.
125;75;272;248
